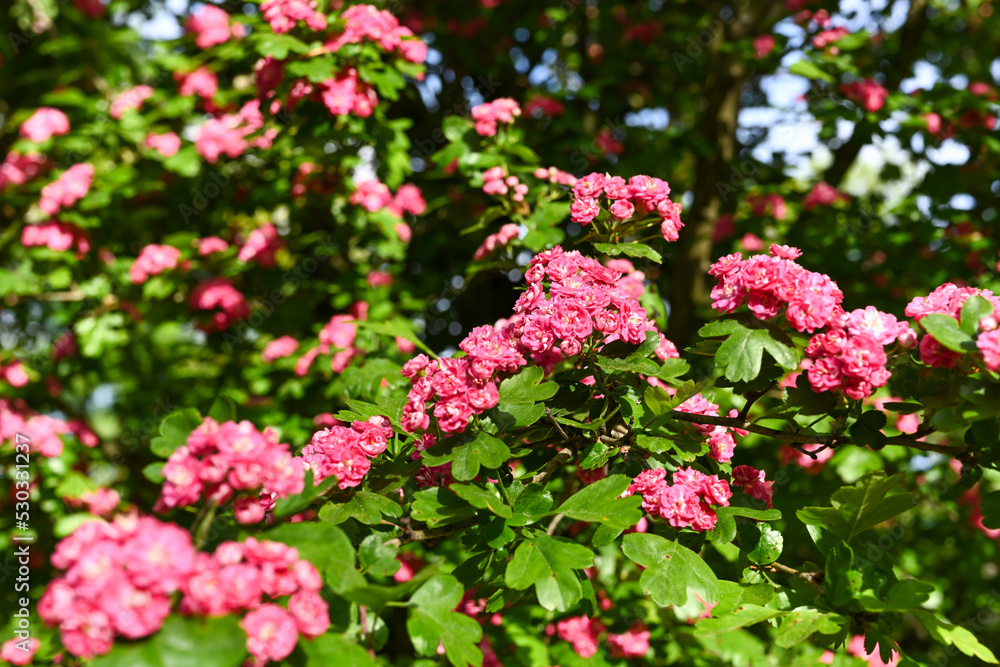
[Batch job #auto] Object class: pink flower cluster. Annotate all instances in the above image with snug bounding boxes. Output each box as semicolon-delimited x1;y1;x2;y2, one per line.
198;236;230;255
625;467;732;532
803;181;850;210
22;221;90;256
39;515;199;658
350;179;427;218
0;637;38;665
0;361;28;388
748;192;787;220
321;68;379;117
805;305;911;399
195;101;272;164
675;393;747;462
905;283;1000;370
263;335;300;362
20;107;70;143
813;26;849;49
557;615;604;658
482;166;529;201
65;488;122;518
183;538;330;664
1;400;97;456
144;131;182;157
238;223;283;267
187;5;242;49
189;277;250;332
753;34;776;59
709;245;844;332
568;172;684;241
175;67;218;99
260;0;327;33
39;163;94;215
471;98;522;136
110;85;154;119
155;417;305;524
325;4;427;63
1;151;47;189
130;244;182;284
294;309;366;376
524;96;566;117
732;465;774;507
300;416;393;489
473;223;520;260
532;166;578;186
841;79;890;112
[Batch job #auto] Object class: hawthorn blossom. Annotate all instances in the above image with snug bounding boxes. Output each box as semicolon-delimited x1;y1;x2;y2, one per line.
39;163;94;215
20;107;70;142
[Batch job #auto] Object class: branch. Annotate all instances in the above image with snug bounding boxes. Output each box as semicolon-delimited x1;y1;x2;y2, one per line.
668;410;966;456
531;446;575;486
752;561;824;592
385;516;478;548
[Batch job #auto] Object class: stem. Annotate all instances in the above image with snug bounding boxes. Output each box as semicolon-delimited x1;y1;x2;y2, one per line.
752;561;824;592
385;516;478;548
669;410;965;456
530;446;575;485
192;501;218;549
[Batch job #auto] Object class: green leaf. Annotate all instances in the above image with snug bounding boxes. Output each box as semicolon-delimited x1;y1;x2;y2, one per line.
493;402;546;430
596;330;661;375
577;441;613;469
149;408;202;458
508;483;553;527
789;59;835;83
318;490;402;525
264;523;364;592
825;544;862;607
504;531;594;612
93;615;246;667
286;57;339;83
162;146;201;177
552;475;643;530
859;579;935;612
498;366;559;404
411;486;477;527
253;33;310;59
593;242;663;263
422;431;510;481
407;575;484;667
960;295;995;335
920;314;975;353
912;610;999;663
207;394;236;422
981;490;1000;530
525;201;571;229
693;604;782;635
719;506;782;522
797;472;917;543
452;482;512;518
300;634;377;667
707;321;798;383
829;30;870;51
774;610;844;648
359;534;401;577
142;462;165;484
739;523;783;565
850;410;888;450
622;533;720;607
274;471;338;518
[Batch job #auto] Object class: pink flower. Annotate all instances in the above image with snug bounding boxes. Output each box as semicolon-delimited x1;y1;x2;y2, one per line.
1;362;29;388
187;5;237;48
39;163;94;215
195;115;252;163
0;151;47;189
525;96;566;117
288;590;331;638
80;488;121;517
261;0;327;34
320;68;378;117
367;270;393;287
979;329;1000;371
609;199;635;220
238;223;283;267
607;623;650;658
198;236;229;255
388;183;427;217
351;179;393;211
753;34;776;59
570;196;601;225
843;79;889;113
813;26;849;49
144;131;181;157
471;98;522;136
189;277;250;332
846;635;899;667
241;604;300;663
0;637;39;665
556;615;603;658
110;85;154;119
175;67;218;99
21;107;70;142
22;221;90;256
263;336;299;362
803;181;849;209
130;244;182;284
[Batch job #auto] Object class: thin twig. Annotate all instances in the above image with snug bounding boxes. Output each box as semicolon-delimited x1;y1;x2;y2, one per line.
546;513;565;535
752;561;824;592
384;516;478;548
530;446;575;486
668;410;964;456
545;408;571;443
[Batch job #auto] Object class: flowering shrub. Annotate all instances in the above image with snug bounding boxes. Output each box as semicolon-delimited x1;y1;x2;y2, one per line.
4;1;1000;666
